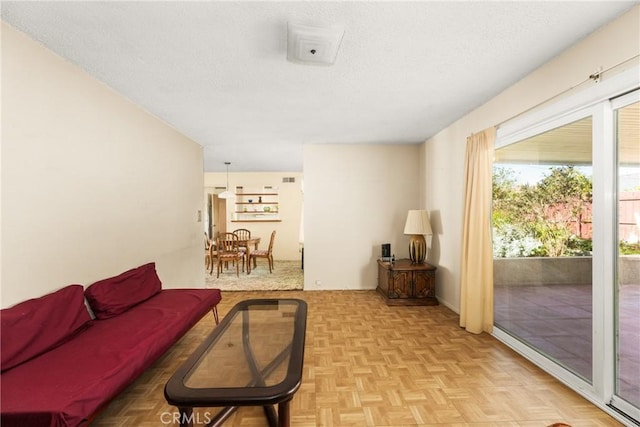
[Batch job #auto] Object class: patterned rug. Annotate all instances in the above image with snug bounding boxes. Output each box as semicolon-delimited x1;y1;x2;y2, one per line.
205;260;304;291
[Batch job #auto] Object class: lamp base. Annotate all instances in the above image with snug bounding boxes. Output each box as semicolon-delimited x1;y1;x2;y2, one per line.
408;234;426;264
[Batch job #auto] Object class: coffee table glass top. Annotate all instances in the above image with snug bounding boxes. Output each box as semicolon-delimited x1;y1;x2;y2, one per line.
165;298;307;407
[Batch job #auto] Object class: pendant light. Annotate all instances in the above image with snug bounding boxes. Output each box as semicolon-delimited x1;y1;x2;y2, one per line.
218;162;235;199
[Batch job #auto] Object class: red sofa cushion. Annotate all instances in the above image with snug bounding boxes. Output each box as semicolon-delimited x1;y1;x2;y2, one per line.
0;288;222;427
1;285;91;372
85;262;162;319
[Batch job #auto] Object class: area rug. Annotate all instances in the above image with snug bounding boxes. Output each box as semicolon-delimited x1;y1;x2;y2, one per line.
205;260;304;291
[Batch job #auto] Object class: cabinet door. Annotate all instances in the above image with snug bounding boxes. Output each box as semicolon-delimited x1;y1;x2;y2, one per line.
378;263;390;295
391;270;412;298
413;271;434;298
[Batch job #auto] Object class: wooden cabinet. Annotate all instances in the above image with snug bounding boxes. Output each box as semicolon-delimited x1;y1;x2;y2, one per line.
377;259;437;306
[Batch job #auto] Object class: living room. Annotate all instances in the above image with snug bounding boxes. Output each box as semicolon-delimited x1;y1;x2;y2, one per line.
2;3;639;426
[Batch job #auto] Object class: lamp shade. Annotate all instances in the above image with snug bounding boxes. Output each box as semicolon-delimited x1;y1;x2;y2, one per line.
403;210;432;235
218;190;234;199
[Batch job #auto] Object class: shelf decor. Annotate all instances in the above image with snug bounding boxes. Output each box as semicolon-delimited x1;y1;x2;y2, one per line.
232;186;281;223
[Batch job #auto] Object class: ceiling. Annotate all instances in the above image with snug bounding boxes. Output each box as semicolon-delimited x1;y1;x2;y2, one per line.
2;1;637;172
495;103;640;167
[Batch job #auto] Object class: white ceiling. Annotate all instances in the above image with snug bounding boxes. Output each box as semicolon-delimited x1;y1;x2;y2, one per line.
2;1;637;172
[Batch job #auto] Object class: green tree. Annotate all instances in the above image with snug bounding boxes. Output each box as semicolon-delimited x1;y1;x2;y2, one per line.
492;167;519;226
492;165;593;257
492;167;539;257
529;166;592;256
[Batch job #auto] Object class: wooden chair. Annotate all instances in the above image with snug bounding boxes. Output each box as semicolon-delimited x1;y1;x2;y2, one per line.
216;233;244;278
207;241;218;275
250;230;276;273
204;233;213;270
233;228;251;251
221;232;246;257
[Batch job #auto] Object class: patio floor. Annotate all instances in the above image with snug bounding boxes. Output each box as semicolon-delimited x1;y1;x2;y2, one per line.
494;282;639;407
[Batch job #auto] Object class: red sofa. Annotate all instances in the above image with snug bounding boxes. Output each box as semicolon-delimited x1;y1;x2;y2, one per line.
0;262;221;427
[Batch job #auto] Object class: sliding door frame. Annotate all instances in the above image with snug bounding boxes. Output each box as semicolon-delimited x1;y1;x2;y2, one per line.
609;89;640;422
493;64;639;425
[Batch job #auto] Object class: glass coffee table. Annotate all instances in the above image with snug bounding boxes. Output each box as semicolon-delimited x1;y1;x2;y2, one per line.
164;299;307;427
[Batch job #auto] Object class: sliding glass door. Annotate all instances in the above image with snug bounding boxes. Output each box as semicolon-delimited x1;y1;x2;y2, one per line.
493;115;594;381
493;84;640;424
612;91;640;419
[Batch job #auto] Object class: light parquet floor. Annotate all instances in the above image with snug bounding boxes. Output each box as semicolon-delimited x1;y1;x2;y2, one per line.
91;290;624;427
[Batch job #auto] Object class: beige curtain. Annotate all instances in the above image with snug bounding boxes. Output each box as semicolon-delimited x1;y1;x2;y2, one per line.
460;127;496;334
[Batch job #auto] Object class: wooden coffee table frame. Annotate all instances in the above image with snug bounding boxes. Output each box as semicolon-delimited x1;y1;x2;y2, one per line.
164;299;307;427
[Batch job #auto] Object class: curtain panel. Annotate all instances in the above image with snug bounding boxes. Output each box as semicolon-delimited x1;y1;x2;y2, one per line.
460;127;496;334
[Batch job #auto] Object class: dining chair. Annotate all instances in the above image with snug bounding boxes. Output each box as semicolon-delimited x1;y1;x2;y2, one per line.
207;241;218;275
204;233;213;270
233;228;251;251
249;230;276;273
216;233;244;278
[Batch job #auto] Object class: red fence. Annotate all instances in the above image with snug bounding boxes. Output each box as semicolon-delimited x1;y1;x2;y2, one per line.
620;191;640;242
552;191;638;242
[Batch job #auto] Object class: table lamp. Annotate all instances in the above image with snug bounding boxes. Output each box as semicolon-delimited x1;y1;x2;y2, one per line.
403;210;432;264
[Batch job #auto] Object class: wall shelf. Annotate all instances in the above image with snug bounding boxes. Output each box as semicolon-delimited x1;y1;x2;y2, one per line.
233;186;280;222
231;220;282;223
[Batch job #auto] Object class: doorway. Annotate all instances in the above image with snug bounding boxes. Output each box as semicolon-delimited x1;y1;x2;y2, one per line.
205;191;227;240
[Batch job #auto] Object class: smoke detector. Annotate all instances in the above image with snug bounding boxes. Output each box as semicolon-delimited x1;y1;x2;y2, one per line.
287;22;344;66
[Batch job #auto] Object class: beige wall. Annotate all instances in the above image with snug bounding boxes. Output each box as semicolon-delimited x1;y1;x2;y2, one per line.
1;22;205;308
3;5;637;307
303;144;420;290
424;6;640;310
203;172;303;261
